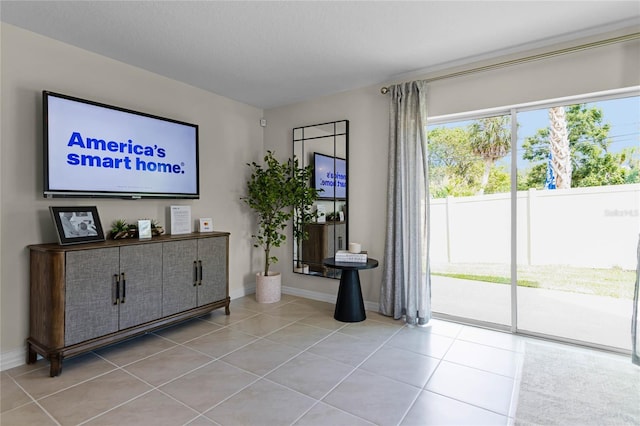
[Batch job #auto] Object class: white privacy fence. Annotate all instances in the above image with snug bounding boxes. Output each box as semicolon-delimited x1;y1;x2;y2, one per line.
429;183;640;270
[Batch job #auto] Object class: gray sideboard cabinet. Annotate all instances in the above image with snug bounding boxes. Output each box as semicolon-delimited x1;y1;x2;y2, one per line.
27;232;230;377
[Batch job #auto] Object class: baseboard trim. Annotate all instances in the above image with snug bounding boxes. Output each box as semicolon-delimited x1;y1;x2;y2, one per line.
281;285;379;313
1;347;27;372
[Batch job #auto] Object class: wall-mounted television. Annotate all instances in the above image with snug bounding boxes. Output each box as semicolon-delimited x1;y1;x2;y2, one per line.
43;91;199;199
313;152;347;200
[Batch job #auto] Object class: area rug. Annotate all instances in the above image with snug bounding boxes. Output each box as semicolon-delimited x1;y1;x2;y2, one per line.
515;340;640;425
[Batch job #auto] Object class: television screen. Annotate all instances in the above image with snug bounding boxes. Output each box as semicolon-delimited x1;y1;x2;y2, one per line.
43;91;199;199
313;152;347;200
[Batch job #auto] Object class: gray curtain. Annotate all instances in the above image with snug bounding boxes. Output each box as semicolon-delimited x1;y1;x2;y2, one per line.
633;233;639;366
379;80;431;325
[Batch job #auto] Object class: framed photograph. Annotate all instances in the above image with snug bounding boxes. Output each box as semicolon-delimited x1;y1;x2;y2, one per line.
198;218;213;232
50;206;105;245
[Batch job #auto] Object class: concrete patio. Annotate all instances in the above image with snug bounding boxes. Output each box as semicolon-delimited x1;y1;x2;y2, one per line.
432;276;633;351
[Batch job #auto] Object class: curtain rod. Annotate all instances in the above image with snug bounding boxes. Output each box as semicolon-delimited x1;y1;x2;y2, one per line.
380;32;640;94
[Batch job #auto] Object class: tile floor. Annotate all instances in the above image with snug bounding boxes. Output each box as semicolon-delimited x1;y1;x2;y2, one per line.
3;294;533;425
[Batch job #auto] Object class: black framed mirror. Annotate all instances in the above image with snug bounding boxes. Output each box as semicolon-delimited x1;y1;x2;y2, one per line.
292;120;348;279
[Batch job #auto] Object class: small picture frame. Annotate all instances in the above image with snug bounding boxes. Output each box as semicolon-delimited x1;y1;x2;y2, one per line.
50;206;105;245
138;219;152;239
199;218;213;232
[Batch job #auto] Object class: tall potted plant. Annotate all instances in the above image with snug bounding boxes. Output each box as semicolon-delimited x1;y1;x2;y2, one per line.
291;156;320;273
243;151;294;303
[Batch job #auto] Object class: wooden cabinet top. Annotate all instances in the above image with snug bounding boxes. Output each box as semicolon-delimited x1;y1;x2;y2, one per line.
305;221;346;227
28;231;230;253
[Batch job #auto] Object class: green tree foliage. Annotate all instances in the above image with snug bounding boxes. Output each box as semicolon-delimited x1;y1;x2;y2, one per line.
521;104;638;188
428;102;637;198
428;126;481;197
428;118;511;198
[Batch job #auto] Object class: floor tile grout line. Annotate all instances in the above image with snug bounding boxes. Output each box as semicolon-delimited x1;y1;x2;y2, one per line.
196;316;408;424
3;374;62;426
91;342;182;371
73;360;221;425
419;324;518;418
5;296;545;425
395;324;516;422
420;388;514;419
436;357;523;380
74;386;158;426
455;335;527;354
396;385;425;426
137;323;332;418
287;398;374;426
290;321;410;425
15;360;121;402
198;375;264;419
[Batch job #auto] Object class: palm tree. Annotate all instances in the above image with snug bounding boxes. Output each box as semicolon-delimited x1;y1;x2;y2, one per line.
548;106;572;189
469;116;511;195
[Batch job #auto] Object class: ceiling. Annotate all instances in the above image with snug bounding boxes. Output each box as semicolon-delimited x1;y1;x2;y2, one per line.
1;1;639;109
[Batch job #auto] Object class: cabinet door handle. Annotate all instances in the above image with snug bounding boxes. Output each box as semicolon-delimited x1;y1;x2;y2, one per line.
113;274;120;305
198;260;203;286
193;261;198;286
120;272;126;304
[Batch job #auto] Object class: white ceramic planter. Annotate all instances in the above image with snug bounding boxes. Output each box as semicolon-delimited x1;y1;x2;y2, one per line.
256;271;281;303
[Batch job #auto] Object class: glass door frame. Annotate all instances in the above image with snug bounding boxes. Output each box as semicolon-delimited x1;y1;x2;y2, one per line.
427;86;639;355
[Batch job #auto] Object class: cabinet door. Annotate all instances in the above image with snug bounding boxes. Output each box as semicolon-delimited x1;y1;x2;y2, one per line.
65;248;119;346
303;223;328;273
162;240;198;316
119;243;163;329
197;237;228;306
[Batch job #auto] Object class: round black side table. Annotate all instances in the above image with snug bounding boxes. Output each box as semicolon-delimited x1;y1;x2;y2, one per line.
323;257;379;322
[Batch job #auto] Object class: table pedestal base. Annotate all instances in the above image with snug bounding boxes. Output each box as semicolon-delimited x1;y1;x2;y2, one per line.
334;269;366;322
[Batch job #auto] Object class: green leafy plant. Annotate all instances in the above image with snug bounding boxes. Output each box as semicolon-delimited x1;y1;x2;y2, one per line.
326;212;341;222
110;219;131;239
242;151;296;276
291;156;320;269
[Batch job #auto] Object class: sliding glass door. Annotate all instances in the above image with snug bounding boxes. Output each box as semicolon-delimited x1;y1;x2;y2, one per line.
428;91;639;351
428;114;512;327
515;96;639;350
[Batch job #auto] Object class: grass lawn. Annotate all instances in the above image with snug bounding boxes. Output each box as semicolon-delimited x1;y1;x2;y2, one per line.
431;262;636;299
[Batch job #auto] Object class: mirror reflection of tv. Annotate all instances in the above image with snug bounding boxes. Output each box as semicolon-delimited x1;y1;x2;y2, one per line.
313;152;346;200
43;91;199;199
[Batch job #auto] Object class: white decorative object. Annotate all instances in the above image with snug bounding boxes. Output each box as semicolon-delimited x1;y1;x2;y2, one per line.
138;219;152;239
170;205;191;235
335;249;368;263
199;218;213;232
256;272;281;303
348;242;361;253
316;205;326;223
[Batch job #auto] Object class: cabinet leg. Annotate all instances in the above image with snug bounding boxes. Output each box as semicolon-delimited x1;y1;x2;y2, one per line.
26;342;38;364
225;304;230;315
49;354;62;377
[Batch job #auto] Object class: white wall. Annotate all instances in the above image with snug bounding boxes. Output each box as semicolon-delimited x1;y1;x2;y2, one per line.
264;88;389;304
264;27;639;309
0;23;264;368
